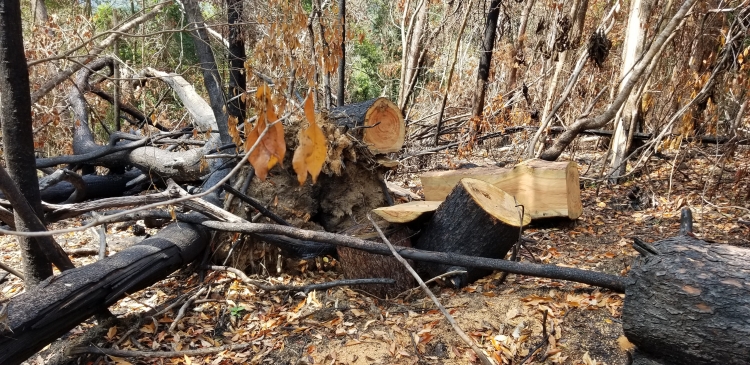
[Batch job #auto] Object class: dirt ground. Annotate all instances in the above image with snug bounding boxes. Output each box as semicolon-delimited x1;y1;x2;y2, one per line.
3;145;749;365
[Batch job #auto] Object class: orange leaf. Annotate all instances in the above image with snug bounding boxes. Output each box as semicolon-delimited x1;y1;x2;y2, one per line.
246;84;286;180
292;90;328;185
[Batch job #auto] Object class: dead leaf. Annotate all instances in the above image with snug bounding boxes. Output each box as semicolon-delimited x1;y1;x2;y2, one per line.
292;90;328;185
246;83;286;180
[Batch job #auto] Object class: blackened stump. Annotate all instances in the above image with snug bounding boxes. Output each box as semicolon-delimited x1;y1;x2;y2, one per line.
414;178;530;286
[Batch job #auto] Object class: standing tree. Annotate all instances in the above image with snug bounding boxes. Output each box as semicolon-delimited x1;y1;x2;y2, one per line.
227;0;247;123
0;0;54;286
336;0;346;107
471;0;503;118
608;0;655;180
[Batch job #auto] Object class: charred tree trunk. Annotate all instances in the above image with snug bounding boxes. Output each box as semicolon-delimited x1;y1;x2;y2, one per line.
227;0;246;123
623;234;750;364
0;0;54;285
471;0;503;117
415;178;530;287
0;223;210;365
337;224;417;297
183;0;231;145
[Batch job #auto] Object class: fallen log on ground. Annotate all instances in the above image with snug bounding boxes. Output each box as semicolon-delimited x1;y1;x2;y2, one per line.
623;210;750;365
0;223;210;365
420;159;582;220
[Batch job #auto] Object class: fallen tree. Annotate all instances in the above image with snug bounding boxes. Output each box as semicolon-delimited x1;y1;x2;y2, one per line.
0;223;210;365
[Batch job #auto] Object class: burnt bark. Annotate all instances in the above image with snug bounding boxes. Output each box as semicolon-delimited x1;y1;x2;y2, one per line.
227;0;246;122
414;179;524;287
0;0;54;285
471;0;503;117
0;167;74;272
0;223;210;365
623;235;750;364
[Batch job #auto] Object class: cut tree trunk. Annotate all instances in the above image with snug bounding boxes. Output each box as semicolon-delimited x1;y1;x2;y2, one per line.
328;97;405;154
414;178;531;287
336;224;417;297
420;159;582;220
372;201;440;223
0;223;210;365
623;235;750;365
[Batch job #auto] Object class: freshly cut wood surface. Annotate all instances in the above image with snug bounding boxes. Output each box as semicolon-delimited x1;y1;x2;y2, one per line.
372;201;440;223
329;97;405;154
420;159;582;220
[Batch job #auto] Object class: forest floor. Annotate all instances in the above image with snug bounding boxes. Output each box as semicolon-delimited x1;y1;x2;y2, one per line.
3;145;749;365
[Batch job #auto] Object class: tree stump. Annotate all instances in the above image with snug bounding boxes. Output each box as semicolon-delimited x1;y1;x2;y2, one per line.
623;235;750;365
328;97;405;154
414;178;531;287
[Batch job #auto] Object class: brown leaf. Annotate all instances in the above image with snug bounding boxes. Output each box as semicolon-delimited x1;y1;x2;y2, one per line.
293;91;328;185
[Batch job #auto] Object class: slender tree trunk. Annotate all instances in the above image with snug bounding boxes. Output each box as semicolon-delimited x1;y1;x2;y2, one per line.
0;0;53;286
314;0;332;109
183;0;231;145
434;0;474;146
336;0;346;107
227;0;247;122
507;0;535;89
608;0;654;180
526;0;588;157
113;10;121;132
398;0;427;112
30;0;48;25
471;0;503;117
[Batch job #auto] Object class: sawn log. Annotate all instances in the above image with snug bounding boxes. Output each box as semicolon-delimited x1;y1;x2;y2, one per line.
420;159;582;220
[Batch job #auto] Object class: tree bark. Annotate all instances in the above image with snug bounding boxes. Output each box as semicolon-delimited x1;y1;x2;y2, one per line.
0;0;53;285
471;0;503;117
183;0;231;145
227;0;247;123
0;223;210;365
336;0;346;107
30;0;48;25
623;235;750;364
415;178;531;287
608;0;654;180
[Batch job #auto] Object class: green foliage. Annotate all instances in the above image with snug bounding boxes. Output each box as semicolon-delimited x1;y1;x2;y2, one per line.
230;305;246;318
349;38;384;102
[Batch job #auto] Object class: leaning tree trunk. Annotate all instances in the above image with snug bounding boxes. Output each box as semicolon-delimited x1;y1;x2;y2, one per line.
0;224;210;365
0;0;54;285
